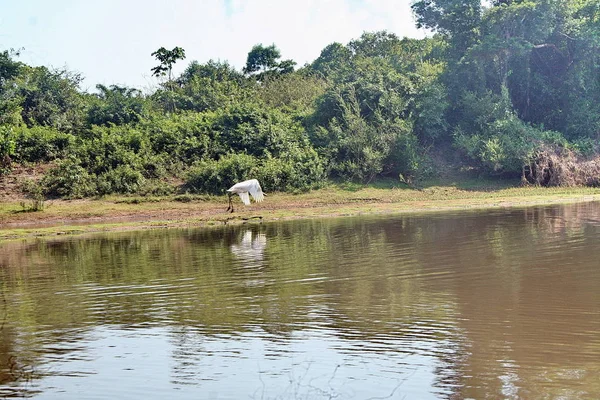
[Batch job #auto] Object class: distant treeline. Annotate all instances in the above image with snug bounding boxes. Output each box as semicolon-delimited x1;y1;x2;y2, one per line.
1;0;599;198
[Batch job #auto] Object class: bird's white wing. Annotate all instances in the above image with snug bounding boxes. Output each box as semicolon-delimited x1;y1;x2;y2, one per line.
248;180;264;203
238;192;251;205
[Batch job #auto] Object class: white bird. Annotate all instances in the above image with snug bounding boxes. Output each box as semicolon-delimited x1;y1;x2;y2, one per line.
226;179;265;213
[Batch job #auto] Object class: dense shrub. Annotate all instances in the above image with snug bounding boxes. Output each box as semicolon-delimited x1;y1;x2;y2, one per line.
87;84;147;126
13;126;74;163
185;153;258;194
4;20;600;198
257;147;324;192
185;150;324;194
76;126;150;175
41;157;96;198
141;112;214;162
0;126;15;174
96;165;146;195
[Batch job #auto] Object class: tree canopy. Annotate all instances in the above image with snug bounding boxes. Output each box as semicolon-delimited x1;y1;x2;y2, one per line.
2;1;600;198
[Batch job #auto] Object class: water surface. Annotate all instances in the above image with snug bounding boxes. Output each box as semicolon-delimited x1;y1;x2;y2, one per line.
1;202;600;399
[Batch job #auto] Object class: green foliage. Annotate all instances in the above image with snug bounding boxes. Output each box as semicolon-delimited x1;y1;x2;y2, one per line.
77;126;148;174
0;49;25;126
257;146;325;192
410;62;449;143
185;149;324;195
12;126;74;163
311;42;352;79
172;60;249;113
41;157;96;198
3;3;600;196
348;31;402;58
96;165;146;195
151;46;186;81
185;153;258;194
87;84;147;126
0;49;22;83
243;43;296;80
14;66;86;132
454;114;546;174
411;0;482;56
19;179;45;211
258;73;326;114
140;112;213;163
0;126;16;174
313;87;421;182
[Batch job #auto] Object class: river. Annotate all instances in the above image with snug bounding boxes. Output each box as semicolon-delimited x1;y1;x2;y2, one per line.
1;202;600;399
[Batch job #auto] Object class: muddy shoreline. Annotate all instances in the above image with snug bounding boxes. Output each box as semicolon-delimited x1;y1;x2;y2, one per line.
2;185;600;241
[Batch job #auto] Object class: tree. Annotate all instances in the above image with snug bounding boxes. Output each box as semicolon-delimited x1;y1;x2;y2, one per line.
348;31;401;58
311;42;352;79
243;44;280;74
0;49;24;125
151;46;186;89
0;48;22;84
411;0;482;58
243;44;296;80
177;60;244;86
167;60;249;113
151;46;186;113
16;66;85;132
87;84;146;126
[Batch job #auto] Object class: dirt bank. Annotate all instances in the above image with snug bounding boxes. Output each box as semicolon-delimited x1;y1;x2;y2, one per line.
2;184;600;241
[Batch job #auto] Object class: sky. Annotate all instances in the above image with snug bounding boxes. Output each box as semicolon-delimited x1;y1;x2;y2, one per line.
0;0;426;92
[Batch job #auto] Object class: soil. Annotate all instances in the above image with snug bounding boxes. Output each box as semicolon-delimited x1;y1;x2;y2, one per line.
2;163;600;241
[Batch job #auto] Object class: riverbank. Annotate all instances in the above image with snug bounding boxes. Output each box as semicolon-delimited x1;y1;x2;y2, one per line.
2;181;600;241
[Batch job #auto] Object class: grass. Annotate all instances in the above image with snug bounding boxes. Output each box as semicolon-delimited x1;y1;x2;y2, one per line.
1;177;600;241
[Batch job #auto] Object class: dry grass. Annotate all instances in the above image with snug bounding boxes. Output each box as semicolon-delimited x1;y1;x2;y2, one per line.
528;147;600;187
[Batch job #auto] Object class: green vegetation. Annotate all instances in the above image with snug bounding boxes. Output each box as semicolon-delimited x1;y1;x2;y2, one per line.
1;0;600;201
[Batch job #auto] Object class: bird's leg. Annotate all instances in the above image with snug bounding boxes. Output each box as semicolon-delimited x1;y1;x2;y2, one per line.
227;193;234;213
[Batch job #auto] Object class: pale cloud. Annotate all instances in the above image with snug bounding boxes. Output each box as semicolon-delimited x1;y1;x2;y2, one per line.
1;0;425;90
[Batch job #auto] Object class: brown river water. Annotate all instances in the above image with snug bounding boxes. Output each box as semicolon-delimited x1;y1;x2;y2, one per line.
1;202;600;399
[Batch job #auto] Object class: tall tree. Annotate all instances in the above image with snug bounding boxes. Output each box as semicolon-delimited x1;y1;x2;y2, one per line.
0;49;24;125
16;66;85;132
243;44;296;80
0;49;22;84
411;0;482;58
151;46;186;89
151;46;186;113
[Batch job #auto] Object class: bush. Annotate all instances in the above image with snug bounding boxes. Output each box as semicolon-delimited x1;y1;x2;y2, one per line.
77;125;150;175
20;179;45;211
141;113;213;163
0;126;16;174
13;126;74;163
453;114;559;175
185;149;325;194
185;153;258;194
41;157;97;198
96;165;146;195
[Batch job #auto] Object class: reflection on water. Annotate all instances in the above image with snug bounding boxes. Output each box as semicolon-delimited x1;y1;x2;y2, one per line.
230;230;267;268
1;202;600;399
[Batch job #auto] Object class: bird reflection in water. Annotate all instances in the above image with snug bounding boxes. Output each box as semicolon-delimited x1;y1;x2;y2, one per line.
230;229;267;269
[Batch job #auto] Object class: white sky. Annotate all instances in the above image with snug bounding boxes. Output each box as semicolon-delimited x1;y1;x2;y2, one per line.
0;0;425;92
